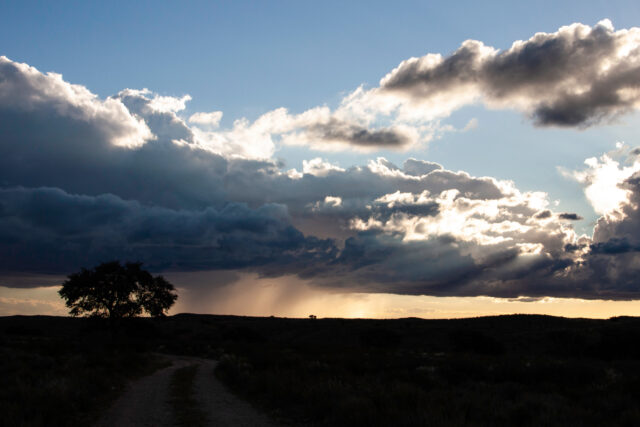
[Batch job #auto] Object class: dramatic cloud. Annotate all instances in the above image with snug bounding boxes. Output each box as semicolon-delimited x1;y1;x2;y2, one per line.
0;187;334;277
565;145;640;218
198;19;640;156
0;154;589;298
277;109;421;151
288;119;415;149
558;213;583;220
0;56;153;148
543;144;640;299
316;179;583;297
172;19;640;155
352;20;640;127
0;60;509;215
6;19;637;163
3;51;640;301
590;148;640;246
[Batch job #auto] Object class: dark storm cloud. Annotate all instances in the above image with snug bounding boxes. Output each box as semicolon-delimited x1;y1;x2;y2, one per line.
5;55;640;300
0;60;225;209
380;20;640;127
307;118;412;147
318;227;640;300
564;243;587;253
589;238;640;254
0;56;578;298
551;167;640;299
308;231;579;298
0;187;335;283
0;58;501;214
534;210;552;219
558;213;583;220
373;201;440;219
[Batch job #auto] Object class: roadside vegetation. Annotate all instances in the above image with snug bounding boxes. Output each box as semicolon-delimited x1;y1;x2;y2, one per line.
3;314;640;426
0;316;167;427
212;315;640;426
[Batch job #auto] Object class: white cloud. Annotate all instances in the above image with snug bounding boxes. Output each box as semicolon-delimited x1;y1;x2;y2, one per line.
148;94;192;113
567;146;640;219
353;185;576;258
0;56;153;148
301;158;345;176
7;51;640;299
188;111;223;127
339;20;640;129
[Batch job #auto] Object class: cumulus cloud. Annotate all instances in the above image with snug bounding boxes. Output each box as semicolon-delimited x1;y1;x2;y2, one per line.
0;60;510;216
564;147;640;218
590;149;640;246
148;93;192;113
5;53;640;300
0;73;586;298
6;19;639;163
191;105;427;153
323;180;582;297
534;210;553;219
307;119;412;147
235;19;640;151
301;158;345;177
348;20;640;127
534;144;640;298
402;158;443;176
0;187;334;279
189;111;223;127
558;213;583;220
0;57;153;148
279;113;421;151
276;144;640;299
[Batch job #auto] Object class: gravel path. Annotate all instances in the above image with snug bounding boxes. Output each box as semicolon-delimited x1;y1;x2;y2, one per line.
95;355;275;427
194;358;275;427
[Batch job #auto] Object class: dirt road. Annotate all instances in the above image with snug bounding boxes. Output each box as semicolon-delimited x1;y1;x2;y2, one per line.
96;355;275;427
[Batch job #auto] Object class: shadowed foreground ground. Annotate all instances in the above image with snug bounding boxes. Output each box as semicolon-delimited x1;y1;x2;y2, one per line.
4;314;640;426
96;355;273;427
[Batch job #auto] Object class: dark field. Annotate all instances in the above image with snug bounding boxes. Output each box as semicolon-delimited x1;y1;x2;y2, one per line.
3;314;640;426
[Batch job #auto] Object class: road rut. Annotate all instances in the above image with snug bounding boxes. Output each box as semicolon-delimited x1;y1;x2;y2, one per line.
96;355;275;427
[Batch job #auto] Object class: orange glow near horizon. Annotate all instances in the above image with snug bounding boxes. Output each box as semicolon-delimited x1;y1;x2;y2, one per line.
167;273;640;319
1;273;639;319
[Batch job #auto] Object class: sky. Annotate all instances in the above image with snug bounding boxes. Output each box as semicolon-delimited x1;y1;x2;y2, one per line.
2;1;640;318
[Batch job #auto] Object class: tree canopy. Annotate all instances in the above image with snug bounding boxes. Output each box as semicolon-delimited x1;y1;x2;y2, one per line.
58;261;178;319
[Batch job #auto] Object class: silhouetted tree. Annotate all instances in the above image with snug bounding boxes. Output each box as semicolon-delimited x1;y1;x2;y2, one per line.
58;261;177;319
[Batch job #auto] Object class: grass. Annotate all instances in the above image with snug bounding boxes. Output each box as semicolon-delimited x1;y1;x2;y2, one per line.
0;316;167;427
211;315;640;426
4;314;640;426
169;364;208;427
